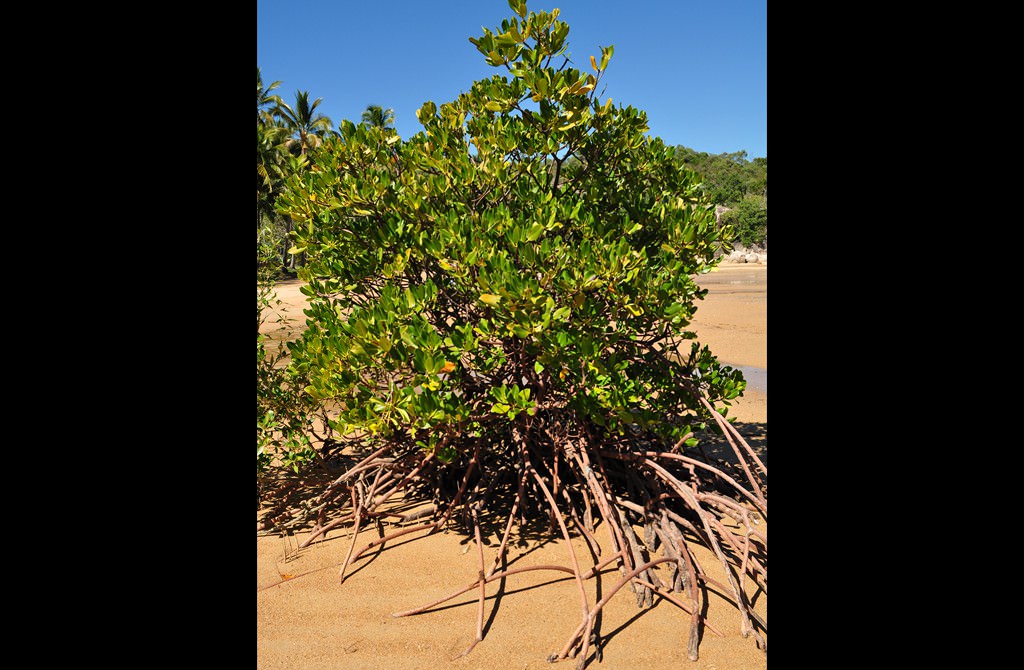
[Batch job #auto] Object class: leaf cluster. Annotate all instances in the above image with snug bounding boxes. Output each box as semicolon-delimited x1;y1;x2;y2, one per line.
276;0;745;461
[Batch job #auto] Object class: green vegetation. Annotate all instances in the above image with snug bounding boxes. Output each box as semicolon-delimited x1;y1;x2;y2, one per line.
721;194;768;248
256;2;766;664
360;104;395;130
672;148;766;247
672;148;766;206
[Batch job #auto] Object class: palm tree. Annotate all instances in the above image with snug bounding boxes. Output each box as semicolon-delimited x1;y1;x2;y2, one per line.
274;90;334;155
257;123;288;219
257;122;296;271
361;104;395;130
257;67;283;125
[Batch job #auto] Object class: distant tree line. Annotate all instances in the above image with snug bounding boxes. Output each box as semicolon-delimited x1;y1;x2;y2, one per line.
672;147;767;248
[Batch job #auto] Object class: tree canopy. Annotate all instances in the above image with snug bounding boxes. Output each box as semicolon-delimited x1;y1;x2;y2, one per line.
274;90;334;156
360;104;395;130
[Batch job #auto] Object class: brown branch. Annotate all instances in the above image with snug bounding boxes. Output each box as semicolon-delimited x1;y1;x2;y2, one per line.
298;511;355;548
529;462;590;622
347;521;439;566
559;483;602;559
560;557;677;669
632;578;725;638
338;487;363;584
433;442;482;530
619;522;653;609
611;449;766;516
453;506;487;659
568;442;630;577
644;458;756;639
486;467;528;579
666;510;705;660
698;395;767;495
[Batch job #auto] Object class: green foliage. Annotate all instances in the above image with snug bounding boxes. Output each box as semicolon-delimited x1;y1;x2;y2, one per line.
257;287;318;475
259;121;310;274
274;90;334;156
257;73;327;476
361;104;396;130
257;123;287;214
673;147;766;207
721;195;767;248
258;67;284;125
276;1;744;461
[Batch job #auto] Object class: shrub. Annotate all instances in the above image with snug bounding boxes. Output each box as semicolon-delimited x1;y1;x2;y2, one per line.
270;1;766;663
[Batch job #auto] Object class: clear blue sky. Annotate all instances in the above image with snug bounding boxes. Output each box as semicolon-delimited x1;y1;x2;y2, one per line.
257;0;766;159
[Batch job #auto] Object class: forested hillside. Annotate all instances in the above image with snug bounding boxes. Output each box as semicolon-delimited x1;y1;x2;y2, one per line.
673;147;766;248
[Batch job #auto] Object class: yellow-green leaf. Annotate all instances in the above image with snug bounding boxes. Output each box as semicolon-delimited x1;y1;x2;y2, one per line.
479;293;502;306
485;101;503;112
590;54;598;71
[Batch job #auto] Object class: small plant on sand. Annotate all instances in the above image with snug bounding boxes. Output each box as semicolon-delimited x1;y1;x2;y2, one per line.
268;1;766;665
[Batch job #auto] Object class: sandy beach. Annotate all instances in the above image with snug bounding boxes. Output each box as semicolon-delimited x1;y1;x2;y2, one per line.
257;263;766;669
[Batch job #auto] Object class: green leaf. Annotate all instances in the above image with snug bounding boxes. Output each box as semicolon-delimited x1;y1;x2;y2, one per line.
413;349;427;374
526;222;545;241
600;44;614;70
490;402;511;414
534;361;545;374
417;101;437;122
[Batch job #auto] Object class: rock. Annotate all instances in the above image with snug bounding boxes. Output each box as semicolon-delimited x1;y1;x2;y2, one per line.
744;254;758;263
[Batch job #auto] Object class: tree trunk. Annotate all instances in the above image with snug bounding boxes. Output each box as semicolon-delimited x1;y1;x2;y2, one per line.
282;217;293;269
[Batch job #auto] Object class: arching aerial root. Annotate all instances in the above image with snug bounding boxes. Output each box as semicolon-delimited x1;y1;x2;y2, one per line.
262;403;766;667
